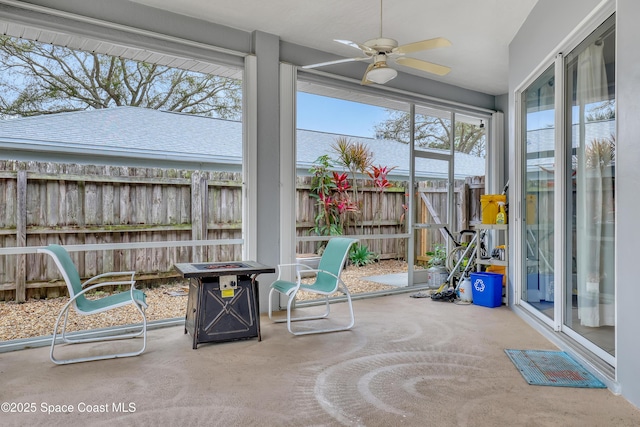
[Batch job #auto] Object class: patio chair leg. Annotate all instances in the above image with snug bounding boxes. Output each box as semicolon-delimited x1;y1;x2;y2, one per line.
286;291;354;336
50;302;148;365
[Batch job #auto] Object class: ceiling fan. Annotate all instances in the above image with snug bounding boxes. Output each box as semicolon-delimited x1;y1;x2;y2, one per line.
301;0;452;85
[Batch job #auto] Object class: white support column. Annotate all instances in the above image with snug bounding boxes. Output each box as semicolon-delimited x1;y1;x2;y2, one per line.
242;55;258;262
251;31;280;310
490;111;507;259
279;63;297;282
489;111;505;194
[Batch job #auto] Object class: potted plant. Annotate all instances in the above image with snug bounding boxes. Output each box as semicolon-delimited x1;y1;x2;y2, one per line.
426;243;447;267
426;243;449;288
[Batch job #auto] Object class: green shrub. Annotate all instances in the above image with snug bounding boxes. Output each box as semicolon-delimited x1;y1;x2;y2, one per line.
349;244;377;267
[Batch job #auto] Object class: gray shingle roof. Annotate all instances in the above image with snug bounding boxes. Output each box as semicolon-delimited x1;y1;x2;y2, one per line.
0;107;242;164
0;106;486;178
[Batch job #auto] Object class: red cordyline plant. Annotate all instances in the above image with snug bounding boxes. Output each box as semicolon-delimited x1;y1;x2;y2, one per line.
332;172;359;231
309;155;360;237
367;165;396;190
368;164;397;232
332;171;351;192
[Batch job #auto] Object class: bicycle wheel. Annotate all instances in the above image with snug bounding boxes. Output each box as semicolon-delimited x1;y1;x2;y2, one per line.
446;245;475;276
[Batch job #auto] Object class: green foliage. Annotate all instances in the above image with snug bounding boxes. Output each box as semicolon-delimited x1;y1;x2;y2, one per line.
374;110;486;156
0;36;242;119
309;154;335;198
426;243;447;267
349;244;377;267
309;155;338;237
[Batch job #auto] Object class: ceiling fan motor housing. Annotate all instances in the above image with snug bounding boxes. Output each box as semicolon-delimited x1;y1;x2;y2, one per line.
373;53;388;64
363;37;399;53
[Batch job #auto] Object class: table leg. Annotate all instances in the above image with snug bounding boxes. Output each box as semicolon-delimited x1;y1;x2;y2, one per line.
252;275;261;341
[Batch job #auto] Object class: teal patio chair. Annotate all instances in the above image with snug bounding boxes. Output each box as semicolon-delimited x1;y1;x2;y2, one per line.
37;244;148;364
268;237;358;335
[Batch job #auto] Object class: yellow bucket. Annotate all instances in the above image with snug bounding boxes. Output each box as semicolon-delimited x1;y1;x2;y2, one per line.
481;194;506;224
486;265;507;286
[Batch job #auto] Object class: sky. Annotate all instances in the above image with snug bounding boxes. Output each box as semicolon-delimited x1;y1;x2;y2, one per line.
527;109;555;130
296;92;390;139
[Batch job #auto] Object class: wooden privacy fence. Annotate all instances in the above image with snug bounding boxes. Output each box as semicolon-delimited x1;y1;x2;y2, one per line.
0;160;483;301
295;175;485;259
416;175;485;257
0;160;242;301
294;176;408;258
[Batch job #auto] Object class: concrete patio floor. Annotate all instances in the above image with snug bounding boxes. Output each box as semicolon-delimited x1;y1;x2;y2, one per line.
2;293;640;427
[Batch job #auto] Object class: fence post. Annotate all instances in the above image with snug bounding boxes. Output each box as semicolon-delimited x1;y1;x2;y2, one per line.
459;180;470;231
15;169;27;302
191;171;206;262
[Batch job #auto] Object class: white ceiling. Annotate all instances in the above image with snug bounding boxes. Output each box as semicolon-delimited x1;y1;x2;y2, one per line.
131;0;538;95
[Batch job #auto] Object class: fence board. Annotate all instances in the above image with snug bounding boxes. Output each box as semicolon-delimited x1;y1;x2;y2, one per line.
15;170;27;302
191;171;204;262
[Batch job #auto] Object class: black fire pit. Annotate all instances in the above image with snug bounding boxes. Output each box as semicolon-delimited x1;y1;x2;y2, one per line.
174;261;275;349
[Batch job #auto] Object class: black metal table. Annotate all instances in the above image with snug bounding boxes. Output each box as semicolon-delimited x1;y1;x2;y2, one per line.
173;261;275;349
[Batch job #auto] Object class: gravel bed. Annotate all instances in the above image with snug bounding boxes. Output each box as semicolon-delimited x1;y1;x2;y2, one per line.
0;260;411;342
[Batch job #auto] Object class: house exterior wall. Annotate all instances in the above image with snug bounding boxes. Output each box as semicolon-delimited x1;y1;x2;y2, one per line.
510;0;640;408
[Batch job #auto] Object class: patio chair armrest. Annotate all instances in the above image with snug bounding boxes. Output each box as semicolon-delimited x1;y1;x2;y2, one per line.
75;280;137;297
82;271;136;288
275;263;311;281
69;280;146;309
276;262;308;269
314;269;339;280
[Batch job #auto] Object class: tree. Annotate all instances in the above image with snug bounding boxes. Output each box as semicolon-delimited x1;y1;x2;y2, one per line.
0;36;241;119
374;109;486;156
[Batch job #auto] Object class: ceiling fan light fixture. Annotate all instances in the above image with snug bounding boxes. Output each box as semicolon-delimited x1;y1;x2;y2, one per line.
366;64;397;84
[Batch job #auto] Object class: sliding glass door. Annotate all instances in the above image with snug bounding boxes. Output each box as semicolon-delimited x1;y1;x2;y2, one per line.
564;15;616;357
521;65;555;320
518;14;615;361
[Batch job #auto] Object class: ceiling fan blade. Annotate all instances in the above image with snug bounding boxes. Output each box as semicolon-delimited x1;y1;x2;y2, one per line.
335;39;377;55
361;63;375;85
301;57;368;69
395;56;451;76
394;37;452;55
